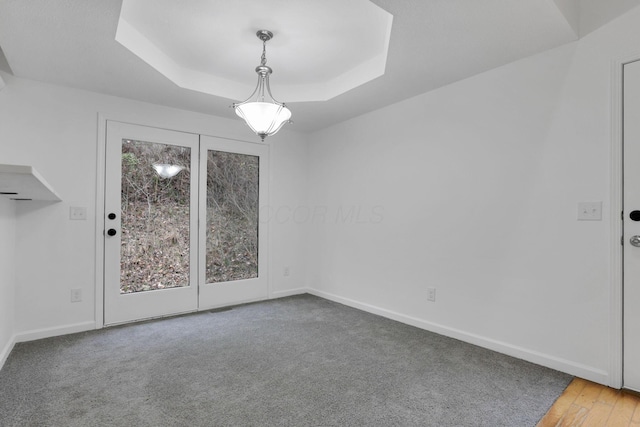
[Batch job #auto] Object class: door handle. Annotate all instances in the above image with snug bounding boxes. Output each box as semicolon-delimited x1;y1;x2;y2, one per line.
107;229;117;237
631;236;640;247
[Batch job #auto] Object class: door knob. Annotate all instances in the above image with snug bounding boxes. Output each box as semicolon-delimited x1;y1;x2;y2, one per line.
107;229;117;236
108;213;117;220
631;236;640;247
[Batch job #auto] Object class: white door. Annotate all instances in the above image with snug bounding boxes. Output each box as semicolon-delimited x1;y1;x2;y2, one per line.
623;59;640;392
197;135;269;309
104;121;199;325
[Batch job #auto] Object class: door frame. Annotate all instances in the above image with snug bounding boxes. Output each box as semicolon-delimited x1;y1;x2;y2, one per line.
611;52;640;389
95;113;272;329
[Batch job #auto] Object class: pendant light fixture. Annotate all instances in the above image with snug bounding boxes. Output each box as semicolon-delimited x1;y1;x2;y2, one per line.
233;30;292;142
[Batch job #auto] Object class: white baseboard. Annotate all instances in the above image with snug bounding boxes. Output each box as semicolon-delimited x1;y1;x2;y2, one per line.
14;321;96;344
307;288;609;385
3;292;610;385
270;288;308;299
0;334;16;371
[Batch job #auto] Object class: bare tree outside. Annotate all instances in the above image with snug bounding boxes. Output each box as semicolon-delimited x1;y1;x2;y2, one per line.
119;141;259;294
120;140;191;293
206;150;259;283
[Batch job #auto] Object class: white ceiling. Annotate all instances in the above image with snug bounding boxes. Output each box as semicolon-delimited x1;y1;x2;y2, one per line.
0;0;639;133
116;0;393;102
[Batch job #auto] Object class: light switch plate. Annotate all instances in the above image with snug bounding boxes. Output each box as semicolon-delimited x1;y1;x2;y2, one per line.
69;206;87;220
577;202;602;221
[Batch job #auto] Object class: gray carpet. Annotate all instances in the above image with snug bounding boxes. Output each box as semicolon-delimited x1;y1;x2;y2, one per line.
0;294;571;426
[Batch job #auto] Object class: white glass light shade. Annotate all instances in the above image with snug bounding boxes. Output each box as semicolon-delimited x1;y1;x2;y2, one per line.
233;31;292;141
152;164;184;179
235;102;292;140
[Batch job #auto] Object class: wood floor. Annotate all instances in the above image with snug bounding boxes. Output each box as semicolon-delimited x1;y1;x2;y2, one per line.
537;378;640;427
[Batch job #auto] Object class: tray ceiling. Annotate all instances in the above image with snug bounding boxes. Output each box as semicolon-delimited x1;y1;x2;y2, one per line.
117;0;393;102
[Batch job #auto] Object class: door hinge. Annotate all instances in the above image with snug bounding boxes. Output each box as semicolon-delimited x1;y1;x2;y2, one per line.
622;235;625;246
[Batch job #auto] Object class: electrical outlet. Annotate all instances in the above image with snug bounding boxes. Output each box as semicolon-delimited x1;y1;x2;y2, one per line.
70;289;82;303
427;287;436;302
283;266;290;277
69;206;87;220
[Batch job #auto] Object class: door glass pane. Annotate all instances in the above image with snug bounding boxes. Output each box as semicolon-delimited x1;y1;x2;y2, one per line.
120;139;191;293
206;150;259;283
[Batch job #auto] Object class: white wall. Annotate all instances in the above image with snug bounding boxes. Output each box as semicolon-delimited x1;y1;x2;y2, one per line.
0;72;308;341
306;6;640;385
0;197;16;366
268;133;310;296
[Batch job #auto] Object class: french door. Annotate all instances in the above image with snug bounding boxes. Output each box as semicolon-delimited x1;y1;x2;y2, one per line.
198;135;268;308
104;121;268;325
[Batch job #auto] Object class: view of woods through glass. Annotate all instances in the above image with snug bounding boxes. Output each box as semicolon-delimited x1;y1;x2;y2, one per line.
119;141;259;294
206;150;259;283
120;140;191;293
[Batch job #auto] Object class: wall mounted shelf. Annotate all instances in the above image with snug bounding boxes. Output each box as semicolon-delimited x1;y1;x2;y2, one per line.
0;164;61;201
